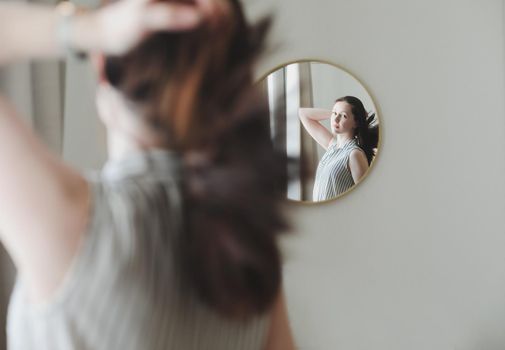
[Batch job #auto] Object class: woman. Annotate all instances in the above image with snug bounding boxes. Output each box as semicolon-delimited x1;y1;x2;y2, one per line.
0;0;295;349
299;96;377;201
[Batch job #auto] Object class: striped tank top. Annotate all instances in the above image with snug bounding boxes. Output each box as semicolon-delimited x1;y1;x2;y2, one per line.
7;149;269;350
312;138;362;201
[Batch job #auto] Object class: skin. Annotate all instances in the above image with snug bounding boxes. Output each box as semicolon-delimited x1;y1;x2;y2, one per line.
263;289;296;350
0;2;295;348
299;101;369;184
0;0;203;63
0;0;204;303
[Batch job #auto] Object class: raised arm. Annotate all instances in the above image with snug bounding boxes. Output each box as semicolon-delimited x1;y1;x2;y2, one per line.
0;0;203;301
0;0;201;64
298;108;333;150
0;96;91;301
348;148;368;184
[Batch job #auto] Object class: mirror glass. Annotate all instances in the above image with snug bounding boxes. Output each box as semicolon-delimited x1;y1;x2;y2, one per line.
259;60;380;203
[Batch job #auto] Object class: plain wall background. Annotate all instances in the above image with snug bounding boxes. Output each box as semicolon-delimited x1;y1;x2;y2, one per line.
61;0;505;349
250;0;505;349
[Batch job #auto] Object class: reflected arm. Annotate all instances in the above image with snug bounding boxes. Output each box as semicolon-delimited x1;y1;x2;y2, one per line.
298;108;333;150
0;0;203;301
348;149;368;184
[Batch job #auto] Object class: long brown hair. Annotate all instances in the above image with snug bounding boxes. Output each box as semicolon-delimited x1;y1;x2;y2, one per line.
103;0;289;319
335;96;378;164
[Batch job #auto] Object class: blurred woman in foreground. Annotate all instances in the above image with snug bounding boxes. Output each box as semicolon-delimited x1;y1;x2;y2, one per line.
0;0;295;349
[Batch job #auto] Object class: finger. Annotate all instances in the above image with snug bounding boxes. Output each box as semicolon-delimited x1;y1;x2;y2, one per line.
143;4;203;31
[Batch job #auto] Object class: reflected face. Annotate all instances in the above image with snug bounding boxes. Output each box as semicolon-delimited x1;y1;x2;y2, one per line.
330;102;356;135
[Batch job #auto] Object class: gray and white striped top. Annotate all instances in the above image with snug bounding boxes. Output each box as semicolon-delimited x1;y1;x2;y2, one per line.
312;138;362;201
7;149;269;350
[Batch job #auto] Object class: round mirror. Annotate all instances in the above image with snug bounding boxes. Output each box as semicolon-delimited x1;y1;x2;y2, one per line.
258;60;380;203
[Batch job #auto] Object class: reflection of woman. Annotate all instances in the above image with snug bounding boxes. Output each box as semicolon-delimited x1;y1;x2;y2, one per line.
299;96;377;201
0;1;295;349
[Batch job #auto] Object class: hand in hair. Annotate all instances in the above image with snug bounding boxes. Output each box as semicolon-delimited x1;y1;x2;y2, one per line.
97;0;204;55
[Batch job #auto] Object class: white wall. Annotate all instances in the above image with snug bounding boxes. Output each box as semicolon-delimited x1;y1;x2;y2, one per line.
61;0;505;349
310;62;374;114
242;0;505;349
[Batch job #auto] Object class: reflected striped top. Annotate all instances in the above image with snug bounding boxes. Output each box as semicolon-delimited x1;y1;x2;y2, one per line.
312;138;362;201
7;149;269;350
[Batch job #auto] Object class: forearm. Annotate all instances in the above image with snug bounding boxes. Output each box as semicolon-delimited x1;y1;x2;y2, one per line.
298;108;331;122
0;0;203;65
0;3;58;63
298;108;333;149
349;150;369;184
0;2;100;64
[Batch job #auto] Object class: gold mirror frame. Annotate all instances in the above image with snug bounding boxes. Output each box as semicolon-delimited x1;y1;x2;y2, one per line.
257;58;382;205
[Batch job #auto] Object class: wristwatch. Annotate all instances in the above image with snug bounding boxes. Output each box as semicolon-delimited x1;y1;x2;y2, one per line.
55;1;87;60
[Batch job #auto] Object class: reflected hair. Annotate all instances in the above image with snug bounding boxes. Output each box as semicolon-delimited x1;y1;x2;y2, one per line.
103;0;289;319
335;96;378;164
